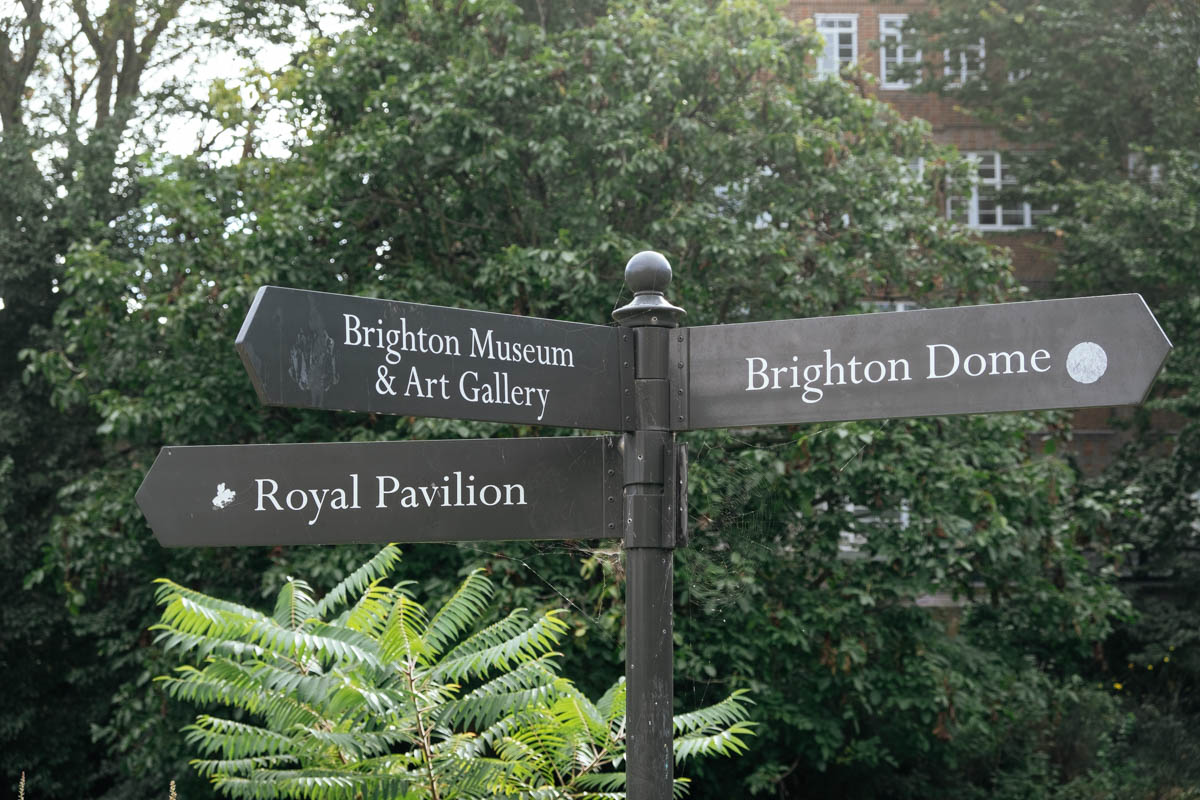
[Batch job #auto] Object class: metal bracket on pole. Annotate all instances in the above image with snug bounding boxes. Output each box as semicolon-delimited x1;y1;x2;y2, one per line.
668;329;689;431
613;251;686;800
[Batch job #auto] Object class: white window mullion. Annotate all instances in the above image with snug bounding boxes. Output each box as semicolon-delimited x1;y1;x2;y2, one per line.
816;14;858;79
880;14;919;89
954;151;1049;231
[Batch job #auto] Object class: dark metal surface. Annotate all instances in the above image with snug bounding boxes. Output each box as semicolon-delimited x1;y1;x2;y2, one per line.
613;252;684;800
683;294;1172;429
671;444;688;548
136;436;622;547
236;286;625;430
625;547;675;797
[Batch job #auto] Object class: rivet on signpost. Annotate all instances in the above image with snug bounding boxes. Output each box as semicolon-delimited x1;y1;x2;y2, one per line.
613;251;685;800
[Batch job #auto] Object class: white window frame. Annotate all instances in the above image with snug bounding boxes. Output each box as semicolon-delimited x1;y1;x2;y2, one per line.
880;14;920;89
948;152;1049;231
815;13;858;79
943;38;985;85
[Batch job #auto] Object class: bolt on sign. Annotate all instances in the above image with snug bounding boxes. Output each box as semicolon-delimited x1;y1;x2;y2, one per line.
137;252;1171;800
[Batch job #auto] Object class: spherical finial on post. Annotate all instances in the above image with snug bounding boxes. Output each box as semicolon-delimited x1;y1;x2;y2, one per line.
613;250;685;327
624;251;673;295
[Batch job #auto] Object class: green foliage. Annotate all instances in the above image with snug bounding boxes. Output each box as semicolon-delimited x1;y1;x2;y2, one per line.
155;545;754;798
904;0;1200;174
12;1;1152;798
907;1;1200;794
673;411;1135;797
1059;153;1200;785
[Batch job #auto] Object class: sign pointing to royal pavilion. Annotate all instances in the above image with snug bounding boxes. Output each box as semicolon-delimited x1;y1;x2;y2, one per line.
136;435;623;548
676;294;1172;430
236;286;629;430
142;249;1174;800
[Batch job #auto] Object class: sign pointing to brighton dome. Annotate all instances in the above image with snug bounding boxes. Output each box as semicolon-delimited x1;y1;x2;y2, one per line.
236;287;628;430
143;251;1172;800
136;436;622;547
678;294;1172;429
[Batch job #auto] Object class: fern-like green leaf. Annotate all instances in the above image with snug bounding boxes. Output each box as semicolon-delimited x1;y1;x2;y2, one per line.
191;753;299;778
313;544;403;619
673;721;757;762
437;656;563;731
434;609;568;681
340;580;395;637
246;618;383;669
377;592;431;666
212;770;416;800
422;569;493;658
672;688;754;735
273;578;317;630
549;683;610;746
185;716;298;760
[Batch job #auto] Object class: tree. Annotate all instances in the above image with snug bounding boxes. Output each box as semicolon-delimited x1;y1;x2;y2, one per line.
906;0;1200;789
900;0;1199;175
155;544;754;798
0;1;306;796
25;1;1141;797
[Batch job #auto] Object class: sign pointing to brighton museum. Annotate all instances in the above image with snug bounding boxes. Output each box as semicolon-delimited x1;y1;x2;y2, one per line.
142;251;1172;800
236;287;628;430
678;294;1172;429
136;436;622;547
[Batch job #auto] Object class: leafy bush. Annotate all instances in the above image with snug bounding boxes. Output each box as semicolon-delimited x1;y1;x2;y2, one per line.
154;544;754;798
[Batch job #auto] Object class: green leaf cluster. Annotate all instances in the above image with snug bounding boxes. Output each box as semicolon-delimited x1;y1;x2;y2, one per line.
155;545;754;798
905;1;1200;793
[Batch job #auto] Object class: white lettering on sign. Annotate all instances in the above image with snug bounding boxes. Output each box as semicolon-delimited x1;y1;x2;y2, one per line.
255;474;361;526
458;371;550;421
343;313;462;365
245;471;527;524
376;471;527;509
469;327;575;368
927;344;1051;379
742;342;1101;402
746;349;911;404
340;314;575;421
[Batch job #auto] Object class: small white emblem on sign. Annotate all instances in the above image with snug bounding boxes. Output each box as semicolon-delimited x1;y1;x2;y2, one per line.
1066;342;1108;385
212;483;236;509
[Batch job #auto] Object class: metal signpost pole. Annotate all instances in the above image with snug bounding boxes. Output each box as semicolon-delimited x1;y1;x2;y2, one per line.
139;245;1172;800
613;252;686;800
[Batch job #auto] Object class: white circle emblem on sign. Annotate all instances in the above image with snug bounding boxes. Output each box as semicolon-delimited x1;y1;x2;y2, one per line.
1066;342;1107;384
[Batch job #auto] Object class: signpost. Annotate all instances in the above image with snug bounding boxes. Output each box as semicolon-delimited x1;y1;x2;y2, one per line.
137;251;1172;800
236;286;629;430
136;436;622;548
678;294;1171;429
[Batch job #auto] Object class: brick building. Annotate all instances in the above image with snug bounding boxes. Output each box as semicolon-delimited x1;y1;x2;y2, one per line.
786;1;1142;473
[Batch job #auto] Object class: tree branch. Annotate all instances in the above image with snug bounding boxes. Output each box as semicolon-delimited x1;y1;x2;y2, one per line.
0;0;46;132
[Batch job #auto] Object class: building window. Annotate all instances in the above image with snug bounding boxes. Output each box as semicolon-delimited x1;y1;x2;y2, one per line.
880;14;920;89
815;14;857;79
944;38;985;85
948;152;1050;230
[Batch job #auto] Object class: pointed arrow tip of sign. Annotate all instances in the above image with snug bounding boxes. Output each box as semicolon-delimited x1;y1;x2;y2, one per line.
1138;293;1174;352
234;286;270;349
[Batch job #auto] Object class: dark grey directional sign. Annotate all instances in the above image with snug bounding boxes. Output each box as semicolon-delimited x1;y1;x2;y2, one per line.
136;436;622;547
236;287;628;430
678;294;1171;429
